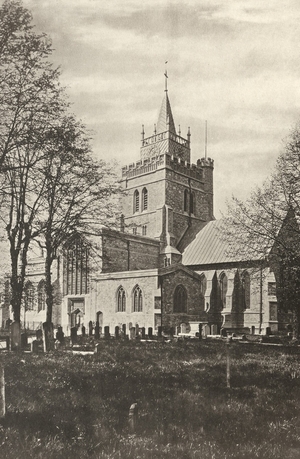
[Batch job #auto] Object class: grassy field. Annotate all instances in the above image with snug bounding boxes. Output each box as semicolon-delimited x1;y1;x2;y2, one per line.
0;339;300;458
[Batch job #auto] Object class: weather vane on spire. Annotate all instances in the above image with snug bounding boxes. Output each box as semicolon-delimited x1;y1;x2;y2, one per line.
164;61;168;92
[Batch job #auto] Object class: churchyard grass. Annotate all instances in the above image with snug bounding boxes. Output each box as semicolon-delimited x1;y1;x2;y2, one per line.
0;340;300;458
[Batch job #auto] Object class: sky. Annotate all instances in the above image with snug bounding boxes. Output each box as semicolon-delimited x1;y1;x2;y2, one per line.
22;0;300;218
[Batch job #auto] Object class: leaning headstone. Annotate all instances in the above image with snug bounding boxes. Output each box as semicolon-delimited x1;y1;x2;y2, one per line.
0;365;5;418
43;322;54;352
115;326;120;339
10;322;21;351
89;321;93;336
95;322;100;340
148;327;153;339
104;326;110;340
70;327;77;345
81;324;86;337
128;403;138;433
141;327;146;339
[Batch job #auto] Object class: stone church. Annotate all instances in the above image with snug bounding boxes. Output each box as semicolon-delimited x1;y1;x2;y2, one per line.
6;82;283;337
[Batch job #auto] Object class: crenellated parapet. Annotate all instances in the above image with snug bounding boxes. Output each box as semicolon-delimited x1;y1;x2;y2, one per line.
121;153;205;181
197;157;214;169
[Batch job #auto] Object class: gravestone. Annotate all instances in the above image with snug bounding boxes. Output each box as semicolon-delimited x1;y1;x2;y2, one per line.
130;327;135;340
211;324;218;335
10;322;21;351
135;324;139;338
115;326;120;339
43;322;54;352
81;324;86;337
89;321;93;336
158;326;162;339
21;332;28;349
31;340;39;354
148;327;153;339
141;327;146;339
36;329;43;341
104;326;110;340
128;403;138;433
203;324;210;338
56;326;65;345
198;323;203;340
95;322;100;339
70;326;77;345
122;324;126;337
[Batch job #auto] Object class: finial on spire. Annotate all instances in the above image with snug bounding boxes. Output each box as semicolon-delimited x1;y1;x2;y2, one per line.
154;124;157;134
164;61;168;92
187;126;191;143
178;125;181;136
141;125;145;142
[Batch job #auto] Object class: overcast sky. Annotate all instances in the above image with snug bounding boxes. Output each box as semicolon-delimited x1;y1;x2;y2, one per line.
23;0;300;218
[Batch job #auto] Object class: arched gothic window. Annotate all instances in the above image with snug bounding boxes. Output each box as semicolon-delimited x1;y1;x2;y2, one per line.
24;281;35;311
142;188;148;211
219;272;228;308
37;279;46;313
117;286;126;312
133;190;140;213
174;285;187;313
241;271;250;309
133;285;143;312
184;189;189;212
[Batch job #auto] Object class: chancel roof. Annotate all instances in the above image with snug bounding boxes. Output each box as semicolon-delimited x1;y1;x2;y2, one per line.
157;92;176;134
182;219;249;266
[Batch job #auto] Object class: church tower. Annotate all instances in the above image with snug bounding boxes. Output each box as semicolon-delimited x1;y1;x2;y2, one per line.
120;79;214;264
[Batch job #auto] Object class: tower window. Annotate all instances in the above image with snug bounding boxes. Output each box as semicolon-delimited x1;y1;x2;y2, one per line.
133;285;143;312
142;225;147;235
133;190;140;213
174;285;187;313
133;226;137;235
117;286;126;312
142;188;148;211
184;189;188;212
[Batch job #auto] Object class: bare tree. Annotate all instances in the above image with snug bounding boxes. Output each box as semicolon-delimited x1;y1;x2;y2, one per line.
225;123;300;337
37;115;121;332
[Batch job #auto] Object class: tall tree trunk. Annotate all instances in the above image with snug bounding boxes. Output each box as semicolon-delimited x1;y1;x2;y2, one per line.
10;251;22;324
45;246;53;324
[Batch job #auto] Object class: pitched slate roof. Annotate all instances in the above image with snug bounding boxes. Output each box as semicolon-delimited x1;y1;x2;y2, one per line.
157;92;176;134
182;219;247;266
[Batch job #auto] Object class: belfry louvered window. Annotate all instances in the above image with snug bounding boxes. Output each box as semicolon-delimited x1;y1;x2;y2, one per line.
134;190;139;213
142;188;148;211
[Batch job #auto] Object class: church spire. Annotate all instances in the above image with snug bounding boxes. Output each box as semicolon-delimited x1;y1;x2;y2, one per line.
157;68;176;134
